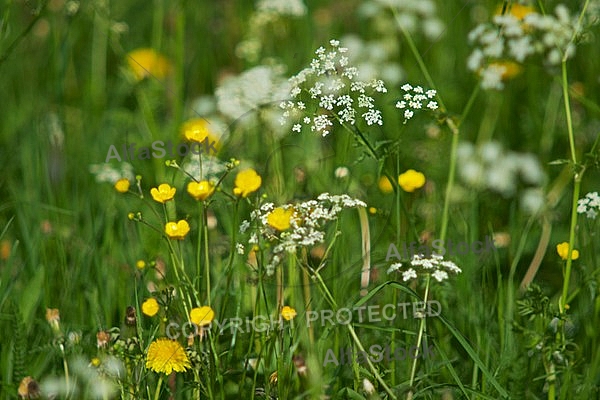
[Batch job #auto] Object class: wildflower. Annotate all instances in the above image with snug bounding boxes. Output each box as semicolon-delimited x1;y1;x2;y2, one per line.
90;357;101;367
577;192;600;219
142;298;160;317
114;178;130;193
126;48;171;81
556;242;579;261
495;4;536;20
46;308;60;333
97;331;111;348
151;183;176;203
387;254;462;283
488;60;522;79
136;260;146;270
233;168;262;197
240;193;366;275
369;207;377;214
187;180;215;201
378;176;394;193
165;220;190;240
334;166;349;179
280;39;388;136
180;118;221;155
281;306;297;321
18;376;40;399
146;338;191;374
190;306;215;327
267;207;294;231
398;169;426;192
395;84;438;123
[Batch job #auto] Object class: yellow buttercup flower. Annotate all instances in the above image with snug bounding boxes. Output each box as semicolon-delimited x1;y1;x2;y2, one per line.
136;260;146;270
233;168;262;197
495;4;536;20
398;169;426;192
378;176;393;193
181;118;220;150
142;298;160;317
151;183;176;203
126;48;172;81
190;306;215;327
267;207;293;231
556;242;579;261
486;61;522;80
187;181;215;201
146;338;191;374
165;220;190;240
115;178;130;193
281;306;297;321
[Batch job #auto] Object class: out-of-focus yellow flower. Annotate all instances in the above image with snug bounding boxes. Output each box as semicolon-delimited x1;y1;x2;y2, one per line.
187;181;215;201
487;61;522;80
233;168;262;197
495;4;536;20
115;178;130;193
190;306;215;327
151;183;176;203
398;169;426;192
18;376;40;399
126;48;172;81
136;260;146;270
556;242;579;261
181;118;220;151
90;357;101;367
368;207;377;214
142;298;160;317
165;220;190;240
46;308;60;332
281;306;297;321
267;207;293;231
378;176;393;193
146;338;191;374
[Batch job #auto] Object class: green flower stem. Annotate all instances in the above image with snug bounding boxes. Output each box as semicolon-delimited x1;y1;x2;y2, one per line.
203;203;211;306
153;374;163;400
407;275;431;399
439;118;459;243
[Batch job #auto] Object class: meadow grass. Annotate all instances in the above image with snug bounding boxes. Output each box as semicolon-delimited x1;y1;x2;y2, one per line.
1;0;600;399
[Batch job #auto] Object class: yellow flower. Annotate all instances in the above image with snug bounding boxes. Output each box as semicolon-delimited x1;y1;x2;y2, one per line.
126;48;172;81
136;260;146;270
378;176;393;193
398;169;426;192
151;183;176;203
267;207;294;231
146;338;191;374
115;178;130;193
142;298;160;317
495;4;536;20
190;306;215;327
233;168;262;197
45;308;60;332
368;207;377;214
165;220;190;240
90;357;101;367
556;242;579;261
181;118;220;150
486;61;522;80
281;306;297;321
187;181;215;201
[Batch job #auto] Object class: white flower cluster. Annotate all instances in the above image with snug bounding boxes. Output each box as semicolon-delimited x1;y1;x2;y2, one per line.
387;253;462;283
358;0;445;41
256;0;307;17
240;193;366;275
395;83;438;123
467;4;594;89
90;162;134;184
456;140;547;214
280;40;388;137
215;65;291;130
577;192;600;219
